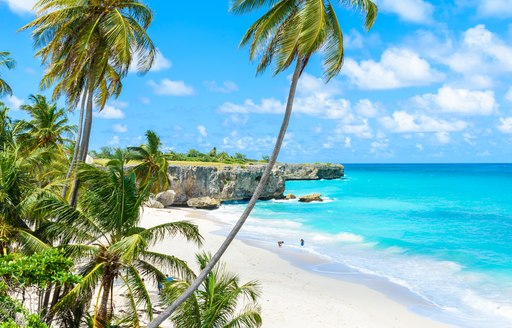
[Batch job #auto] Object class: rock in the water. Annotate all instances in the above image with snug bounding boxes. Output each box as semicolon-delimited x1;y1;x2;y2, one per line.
145;199;164;209
285;193;296;200
155;190;176;207
298;193;323;203
187;197;221;209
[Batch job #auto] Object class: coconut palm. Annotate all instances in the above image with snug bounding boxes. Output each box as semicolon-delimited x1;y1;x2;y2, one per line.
34;152;202;327
0;52;15;97
0;104;14;150
162;252;262;328
129;130;170;194
16;95;75;152
0;145;49;256
148;1;378;326
23;0;156;200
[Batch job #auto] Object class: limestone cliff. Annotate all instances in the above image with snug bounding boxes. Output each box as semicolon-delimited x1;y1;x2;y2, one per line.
282;163;344;180
166;163;343;206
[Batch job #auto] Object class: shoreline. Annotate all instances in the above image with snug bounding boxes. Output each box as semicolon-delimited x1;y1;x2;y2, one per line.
142;206;452;327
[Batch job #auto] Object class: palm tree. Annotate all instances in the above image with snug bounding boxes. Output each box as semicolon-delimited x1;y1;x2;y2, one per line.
148;1;378;326
22;0;156;200
0;52;15;97
0;145;49;256
161;252;262;328
16;95;75;152
129;130;170;194
34;152;202;327
0;104;14;150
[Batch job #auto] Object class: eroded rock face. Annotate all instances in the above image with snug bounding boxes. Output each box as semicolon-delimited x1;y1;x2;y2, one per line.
145;198;164;208
187;197;221;209
168;165;285;205
282;163;344;180
155;190;176;207
298;193;323;203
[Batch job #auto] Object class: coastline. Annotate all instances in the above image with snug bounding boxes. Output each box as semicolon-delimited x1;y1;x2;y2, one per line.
142;206;452;328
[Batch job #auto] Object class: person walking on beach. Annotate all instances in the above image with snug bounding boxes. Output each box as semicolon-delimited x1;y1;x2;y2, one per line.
277;241;284;247
300;239;305;246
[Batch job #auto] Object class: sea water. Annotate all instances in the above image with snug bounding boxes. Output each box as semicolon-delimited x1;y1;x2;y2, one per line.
212;164;512;327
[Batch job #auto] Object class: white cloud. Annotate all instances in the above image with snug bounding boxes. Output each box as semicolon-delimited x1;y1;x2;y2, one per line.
355;99;380;118
4;95;23;109
109;136;120;146
344;48;443;89
344;29;364;49
463;132;477;146
204;80;239;93
94;104;125;119
376;0;434;23
139;97;151;105
506;87;512;102
381;111;468;133
436;131;451;144
412;86;497;116
148;79;194;96
477;0;512;18
197;125;207;137
344;137;352;148
113;124;128;133
338;120;374;139
497;117;512;133
130;49;171;73
0;0;36;14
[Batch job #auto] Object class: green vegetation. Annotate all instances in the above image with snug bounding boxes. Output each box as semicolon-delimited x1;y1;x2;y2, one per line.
0;52;15;97
91;145;263;166
161;253;262;328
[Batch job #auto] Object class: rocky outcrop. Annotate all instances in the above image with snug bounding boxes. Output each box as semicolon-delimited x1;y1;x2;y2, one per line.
187;197;221;209
145;198;164;209
156;190;176;207
299;193;323;203
282;163;344;180
285;193;296;200
167;165;285;206
164;163;342;207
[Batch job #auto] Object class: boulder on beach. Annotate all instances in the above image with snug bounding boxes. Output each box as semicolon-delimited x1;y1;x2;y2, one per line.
145;198;165;209
156;190;176;207
285;193;296;200
298;193;323;203
187;196;221;210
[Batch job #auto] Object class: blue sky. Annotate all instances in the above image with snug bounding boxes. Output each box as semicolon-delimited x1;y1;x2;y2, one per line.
1;0;512;163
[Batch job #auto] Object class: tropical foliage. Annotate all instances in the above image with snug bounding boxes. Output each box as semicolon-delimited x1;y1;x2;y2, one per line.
162;252;262;328
33;153;202;327
129;130;170;193
0;52;15;97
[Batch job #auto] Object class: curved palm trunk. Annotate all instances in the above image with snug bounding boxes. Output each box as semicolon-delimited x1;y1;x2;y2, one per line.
147;57;306;328
95;274;114;328
70;87;94;206
62;90;87;198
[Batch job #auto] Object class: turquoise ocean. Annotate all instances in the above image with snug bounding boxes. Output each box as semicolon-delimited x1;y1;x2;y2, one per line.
212;164;512;327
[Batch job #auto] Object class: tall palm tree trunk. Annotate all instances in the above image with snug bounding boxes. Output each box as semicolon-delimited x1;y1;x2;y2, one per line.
95;275;113;328
62;90;87;198
70;87;94;206
147;56;306;328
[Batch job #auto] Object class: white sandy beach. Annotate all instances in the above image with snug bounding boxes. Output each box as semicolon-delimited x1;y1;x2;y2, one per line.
141;207;452;328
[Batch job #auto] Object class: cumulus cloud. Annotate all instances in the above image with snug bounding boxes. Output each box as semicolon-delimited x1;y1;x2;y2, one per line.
412;86;497;116
197;125;207;137
497;117;512;133
381;111;468;133
4;95;24;109
113;124;128;133
477;0;512;18
436;131;451;144
204;80;239;93
337;120;374;139
355;99;380;118
0;0;36;14
94;104;125;119
148;79;194;96
376;0;434;23
343;48;443;89
129;49;171;73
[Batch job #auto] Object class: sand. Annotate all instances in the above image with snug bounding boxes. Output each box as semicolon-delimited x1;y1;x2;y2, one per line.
141;207;452;328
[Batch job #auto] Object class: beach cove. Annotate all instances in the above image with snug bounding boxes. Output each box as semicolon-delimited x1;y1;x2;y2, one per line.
142;207;451;328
